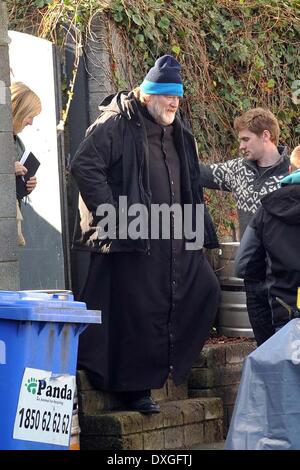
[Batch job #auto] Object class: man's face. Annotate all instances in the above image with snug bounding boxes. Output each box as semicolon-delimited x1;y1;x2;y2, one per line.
238;129;266;161
146;95;179;126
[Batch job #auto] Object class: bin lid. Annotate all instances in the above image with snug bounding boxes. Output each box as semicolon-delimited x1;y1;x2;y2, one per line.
0;291;101;324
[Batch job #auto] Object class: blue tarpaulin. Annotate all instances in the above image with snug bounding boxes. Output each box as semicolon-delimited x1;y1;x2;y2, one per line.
225;318;300;450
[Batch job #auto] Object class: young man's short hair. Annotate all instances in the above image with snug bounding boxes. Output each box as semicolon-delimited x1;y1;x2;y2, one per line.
234;107;280;145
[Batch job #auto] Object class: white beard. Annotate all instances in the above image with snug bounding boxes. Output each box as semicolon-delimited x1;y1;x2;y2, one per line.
147;100;176;126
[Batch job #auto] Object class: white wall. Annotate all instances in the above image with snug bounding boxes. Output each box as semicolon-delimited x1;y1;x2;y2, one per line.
9;31;65;289
9;30;61;232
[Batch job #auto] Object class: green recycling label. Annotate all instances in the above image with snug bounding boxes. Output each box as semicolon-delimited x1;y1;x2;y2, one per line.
13;368;75;446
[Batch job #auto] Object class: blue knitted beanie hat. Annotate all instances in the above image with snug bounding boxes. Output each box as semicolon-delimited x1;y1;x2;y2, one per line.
140;54;183;97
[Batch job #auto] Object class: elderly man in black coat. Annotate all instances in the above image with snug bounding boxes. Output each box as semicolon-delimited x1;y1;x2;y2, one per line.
71;55;220;414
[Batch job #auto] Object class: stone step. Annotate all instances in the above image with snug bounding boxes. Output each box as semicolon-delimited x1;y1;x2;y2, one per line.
77;370;188;415
79;397;223;450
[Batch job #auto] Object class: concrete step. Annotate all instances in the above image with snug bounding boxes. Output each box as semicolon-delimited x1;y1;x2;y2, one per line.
77;370;188;415
79;397;223;450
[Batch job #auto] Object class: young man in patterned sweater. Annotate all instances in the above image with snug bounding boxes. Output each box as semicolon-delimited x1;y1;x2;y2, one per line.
199;108;290;345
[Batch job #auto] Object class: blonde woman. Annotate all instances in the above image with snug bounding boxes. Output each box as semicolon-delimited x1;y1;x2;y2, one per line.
11;82;42;244
11;81;42;196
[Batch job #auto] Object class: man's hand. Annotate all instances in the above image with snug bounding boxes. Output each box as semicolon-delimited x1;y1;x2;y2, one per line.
15;161;27;177
26;176;37;193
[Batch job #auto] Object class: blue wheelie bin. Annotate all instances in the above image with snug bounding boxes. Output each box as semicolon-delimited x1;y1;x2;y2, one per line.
0;290;101;450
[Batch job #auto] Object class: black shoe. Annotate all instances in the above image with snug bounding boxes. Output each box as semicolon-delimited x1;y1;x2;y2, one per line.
126;396;160;414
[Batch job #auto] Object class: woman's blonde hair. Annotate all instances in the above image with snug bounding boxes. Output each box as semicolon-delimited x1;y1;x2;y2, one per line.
10;82;42;134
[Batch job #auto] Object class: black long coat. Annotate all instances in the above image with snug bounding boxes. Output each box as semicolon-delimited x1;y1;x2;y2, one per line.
71;93;220;391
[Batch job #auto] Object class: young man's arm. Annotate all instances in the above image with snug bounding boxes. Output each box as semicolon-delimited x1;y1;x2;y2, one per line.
199;161;235;192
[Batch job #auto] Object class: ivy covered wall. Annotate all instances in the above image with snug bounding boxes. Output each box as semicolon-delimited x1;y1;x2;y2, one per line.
7;0;300;236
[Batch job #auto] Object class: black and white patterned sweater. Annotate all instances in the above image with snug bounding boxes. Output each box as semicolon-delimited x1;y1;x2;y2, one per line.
199;146;290;236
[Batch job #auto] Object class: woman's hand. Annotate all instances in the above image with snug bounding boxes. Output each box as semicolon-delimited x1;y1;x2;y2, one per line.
15;162;37;193
26;176;37;193
15;161;27;177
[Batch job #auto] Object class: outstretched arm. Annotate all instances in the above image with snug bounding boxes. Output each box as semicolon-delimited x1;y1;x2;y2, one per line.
199;161;234;192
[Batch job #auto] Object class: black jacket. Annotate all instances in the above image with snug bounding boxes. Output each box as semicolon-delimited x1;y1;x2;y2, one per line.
235;176;300;327
71;92;218;252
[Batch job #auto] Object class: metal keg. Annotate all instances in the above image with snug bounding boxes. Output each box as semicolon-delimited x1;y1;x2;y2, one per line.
217;242;253;338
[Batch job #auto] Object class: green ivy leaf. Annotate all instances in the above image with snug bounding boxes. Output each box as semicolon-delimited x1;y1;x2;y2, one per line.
136;34;144;42
113;11;124;23
145;30;155;41
242;98;251;109
238;44;249;63
255;57;265;69
112;1;124;13
223;21;234;33
178;29;187;38
267;79;275;88
291;80;300;90
132;14;143;26
147;11;156;26
158;16;170;30
171;45;181;55
34;0;46;7
212;41;220;51
227;76;235;87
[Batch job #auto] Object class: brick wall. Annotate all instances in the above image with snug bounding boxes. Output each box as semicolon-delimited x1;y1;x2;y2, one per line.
188;340;256;436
